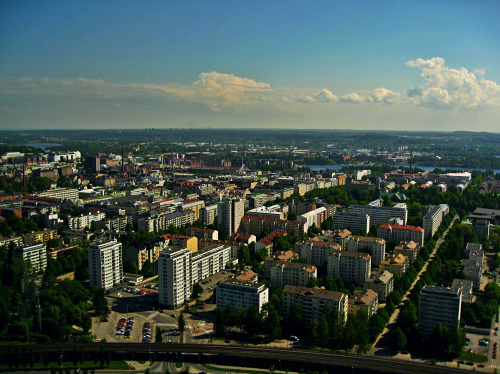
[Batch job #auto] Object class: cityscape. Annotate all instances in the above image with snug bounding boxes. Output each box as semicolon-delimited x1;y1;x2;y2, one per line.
1;1;500;374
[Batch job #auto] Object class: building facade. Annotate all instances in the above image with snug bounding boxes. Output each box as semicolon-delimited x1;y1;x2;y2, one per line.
347;236;386;267
327;250;371;285
217;279;269;313
88;239;123;290
283;285;348;327
418;285;462;338
14;243;47;271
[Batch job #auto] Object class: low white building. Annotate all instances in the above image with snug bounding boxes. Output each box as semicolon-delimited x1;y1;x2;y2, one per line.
217;279;269;313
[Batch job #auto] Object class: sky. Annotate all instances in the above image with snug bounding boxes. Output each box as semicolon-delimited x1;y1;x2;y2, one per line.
1;1;499;132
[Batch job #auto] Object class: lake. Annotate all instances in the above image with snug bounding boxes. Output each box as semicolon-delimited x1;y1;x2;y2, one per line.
304;164;500;174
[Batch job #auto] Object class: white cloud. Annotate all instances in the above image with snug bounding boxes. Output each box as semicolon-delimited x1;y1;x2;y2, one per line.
405;57;500;109
340;92;364;104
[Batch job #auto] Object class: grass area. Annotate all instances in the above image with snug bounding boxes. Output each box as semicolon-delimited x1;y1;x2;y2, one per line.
175;362;183;368
0;360;132;371
458;351;488;363
201;363;290;374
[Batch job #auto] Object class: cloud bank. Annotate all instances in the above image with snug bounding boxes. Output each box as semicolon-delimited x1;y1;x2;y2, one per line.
1;58;499;116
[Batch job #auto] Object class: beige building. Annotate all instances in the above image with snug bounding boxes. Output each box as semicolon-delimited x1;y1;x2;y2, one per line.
394;241;420;263
263;250;297;279
327;250;371;285
347;236;386;267
295;238;342;267
364;270;394;301
185;227;219;241
270;262;317;289
23;229;60;246
321;229;352;250
380;253;409;277
348;289;379;317
283;285;348;327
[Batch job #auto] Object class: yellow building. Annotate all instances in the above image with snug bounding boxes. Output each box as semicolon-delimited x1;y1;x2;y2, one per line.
23;229;60;246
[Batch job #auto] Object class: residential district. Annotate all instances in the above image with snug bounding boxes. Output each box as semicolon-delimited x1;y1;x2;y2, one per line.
0;143;499;373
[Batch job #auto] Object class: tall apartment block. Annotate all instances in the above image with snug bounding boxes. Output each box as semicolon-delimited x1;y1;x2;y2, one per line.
347;236;386;267
88;239;123;290
423;205;445;239
158;244;231;308
327;250;371;285
217;198;245;239
331;213;370;235
418;285;462;338
14;243;47;271
158;247;193;308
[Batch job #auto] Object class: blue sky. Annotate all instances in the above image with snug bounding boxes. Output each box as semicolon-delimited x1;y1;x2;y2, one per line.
1;1;499;131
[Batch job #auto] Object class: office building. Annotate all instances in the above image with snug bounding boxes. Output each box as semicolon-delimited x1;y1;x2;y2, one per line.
88;239;123;290
418;285;462;338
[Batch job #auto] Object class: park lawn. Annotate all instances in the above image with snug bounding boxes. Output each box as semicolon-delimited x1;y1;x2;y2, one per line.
458;351;488;363
0;360;132;371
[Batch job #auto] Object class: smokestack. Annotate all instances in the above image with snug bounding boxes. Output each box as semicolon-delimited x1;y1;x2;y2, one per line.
410;151;413;174
23;164;26;189
122;146;125;175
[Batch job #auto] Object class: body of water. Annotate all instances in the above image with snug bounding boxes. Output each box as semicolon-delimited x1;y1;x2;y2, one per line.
304;164;500;174
25;143;61;149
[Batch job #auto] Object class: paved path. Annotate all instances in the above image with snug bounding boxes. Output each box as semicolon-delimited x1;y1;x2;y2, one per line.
370;215;459;353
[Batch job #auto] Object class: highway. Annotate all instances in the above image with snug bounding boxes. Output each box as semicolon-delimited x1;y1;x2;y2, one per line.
0;343;473;374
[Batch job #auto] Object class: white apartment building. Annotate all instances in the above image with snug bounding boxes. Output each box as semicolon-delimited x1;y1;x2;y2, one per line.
217;198;245;238
418;285;462;338
38;188;79;200
347;236;386;267
327;250;371;285
158;247;193;308
88;239;123;290
348;204;408;226
14;243;47;271
191;244;231;285
68;212;106;230
158;244;231;308
47;151;81;162
137;211;194;233
283;285;348;327
270;262;317;289
298;207;328;228
423;205;446;239
332;213;370;235
295;239;342;267
217;279;269;313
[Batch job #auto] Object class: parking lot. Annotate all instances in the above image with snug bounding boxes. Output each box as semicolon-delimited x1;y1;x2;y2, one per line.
92;269;234;344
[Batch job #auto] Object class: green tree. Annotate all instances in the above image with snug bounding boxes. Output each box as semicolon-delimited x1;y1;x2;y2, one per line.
178;311;186;332
191;282;203;299
91;288;108;316
493;253;500;270
155;326;163;343
389;327;407;351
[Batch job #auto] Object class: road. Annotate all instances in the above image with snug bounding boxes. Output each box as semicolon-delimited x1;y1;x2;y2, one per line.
371;215;459;353
0;343;474;374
